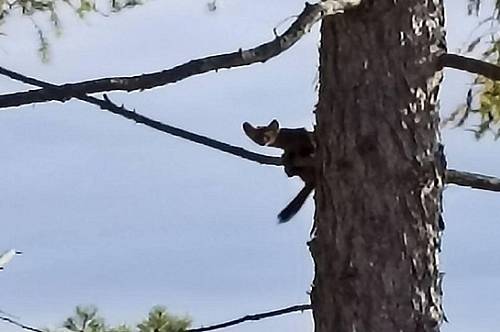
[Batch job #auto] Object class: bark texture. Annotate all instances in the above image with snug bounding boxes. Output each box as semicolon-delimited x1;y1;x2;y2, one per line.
309;1;446;331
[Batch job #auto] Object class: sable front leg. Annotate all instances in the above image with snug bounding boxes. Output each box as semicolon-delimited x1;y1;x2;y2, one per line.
282;152;315;178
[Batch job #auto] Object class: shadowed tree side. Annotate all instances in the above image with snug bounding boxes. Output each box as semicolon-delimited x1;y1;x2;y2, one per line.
310;1;445;331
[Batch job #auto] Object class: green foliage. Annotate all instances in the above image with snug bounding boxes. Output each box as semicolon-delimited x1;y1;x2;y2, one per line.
50;306;190;332
76;0;96;17
0;0;59;23
107;325;134;332
0;0;145;61
110;0;142;12
447;79;500;140
34;22;50;62
446;0;500;138
63;306;105;332
476;75;500;137
0;0;143;21
137;306;191;332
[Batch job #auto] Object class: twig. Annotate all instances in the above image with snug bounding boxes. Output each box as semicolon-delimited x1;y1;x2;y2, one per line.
440;53;500;81
0;316;45;332
186;304;312;332
446;169;500;192
0;0;361;109
0;308;19;320
0;66;281;166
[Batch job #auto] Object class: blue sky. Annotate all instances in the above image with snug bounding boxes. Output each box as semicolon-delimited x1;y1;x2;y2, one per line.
0;1;499;332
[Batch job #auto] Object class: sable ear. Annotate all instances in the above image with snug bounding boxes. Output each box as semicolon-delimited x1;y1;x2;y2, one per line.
268;119;279;130
242;122;254;136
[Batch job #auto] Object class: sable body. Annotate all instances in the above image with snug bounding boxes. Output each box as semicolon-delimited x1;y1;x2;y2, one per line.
243;120;315;222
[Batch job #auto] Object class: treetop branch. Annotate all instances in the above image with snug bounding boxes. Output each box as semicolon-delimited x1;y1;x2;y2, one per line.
0;0;360;109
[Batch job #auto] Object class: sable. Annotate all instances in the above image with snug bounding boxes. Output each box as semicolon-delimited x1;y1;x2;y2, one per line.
243;119;315;222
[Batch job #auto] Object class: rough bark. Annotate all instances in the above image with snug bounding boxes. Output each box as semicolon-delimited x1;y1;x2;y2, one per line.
309;1;446;331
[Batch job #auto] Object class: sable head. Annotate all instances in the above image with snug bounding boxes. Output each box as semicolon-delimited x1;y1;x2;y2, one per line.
242;120;280;146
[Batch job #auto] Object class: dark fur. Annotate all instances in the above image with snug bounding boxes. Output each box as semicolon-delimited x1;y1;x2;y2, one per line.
243;120;315;222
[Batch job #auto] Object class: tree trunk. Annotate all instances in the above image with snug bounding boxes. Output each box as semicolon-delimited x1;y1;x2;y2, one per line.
309;1;446;331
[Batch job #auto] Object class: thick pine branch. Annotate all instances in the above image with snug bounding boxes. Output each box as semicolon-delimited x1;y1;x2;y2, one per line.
2;53;499;110
0;0;360;109
440;53;500;80
446;169;500;192
3;52;499;110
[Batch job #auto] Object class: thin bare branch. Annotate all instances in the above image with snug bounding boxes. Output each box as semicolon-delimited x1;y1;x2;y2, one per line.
187;304;312;332
0;66;281;166
0;0;360;109
446;169;500;192
440;53;500;81
102;94;282;165
0;316;45;332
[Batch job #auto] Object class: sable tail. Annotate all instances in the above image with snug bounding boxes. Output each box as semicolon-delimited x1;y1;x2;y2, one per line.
278;183;314;223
